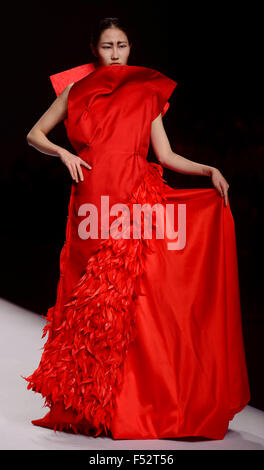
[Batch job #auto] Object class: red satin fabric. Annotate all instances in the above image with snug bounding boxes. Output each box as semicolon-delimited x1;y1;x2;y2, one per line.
23;62;250;440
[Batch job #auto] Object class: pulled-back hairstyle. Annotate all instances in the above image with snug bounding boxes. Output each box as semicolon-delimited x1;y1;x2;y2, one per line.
90;17;133;49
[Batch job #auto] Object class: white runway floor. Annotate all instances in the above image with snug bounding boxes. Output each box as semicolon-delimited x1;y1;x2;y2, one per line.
0;297;263;450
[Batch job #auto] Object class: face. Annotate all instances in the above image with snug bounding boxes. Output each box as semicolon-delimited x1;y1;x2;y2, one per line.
91;27;131;66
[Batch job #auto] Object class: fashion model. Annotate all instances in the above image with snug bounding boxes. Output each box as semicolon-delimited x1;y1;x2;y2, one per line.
23;17;250;440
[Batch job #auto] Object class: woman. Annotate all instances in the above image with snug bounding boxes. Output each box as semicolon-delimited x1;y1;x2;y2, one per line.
23;17;250;440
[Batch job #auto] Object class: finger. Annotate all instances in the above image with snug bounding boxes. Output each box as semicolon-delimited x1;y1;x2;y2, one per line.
225;186;229;206
220;183;228;206
218;184;224;198
69;163;78;182
73;163;79;182
220;182;227;197
80;159;92;170
68;165;76;182
76;164;84;182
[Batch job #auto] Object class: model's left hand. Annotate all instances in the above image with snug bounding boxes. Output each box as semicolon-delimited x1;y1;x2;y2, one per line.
210;168;230;207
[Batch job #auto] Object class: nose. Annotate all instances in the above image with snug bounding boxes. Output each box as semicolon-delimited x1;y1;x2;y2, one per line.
111;45;119;59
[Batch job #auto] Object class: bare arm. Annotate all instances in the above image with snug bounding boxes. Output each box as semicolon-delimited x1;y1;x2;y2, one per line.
26;83;73;156
26;83;92;182
150;113;229;206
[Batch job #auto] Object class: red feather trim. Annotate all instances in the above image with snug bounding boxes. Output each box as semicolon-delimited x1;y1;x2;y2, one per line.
22;162;168;437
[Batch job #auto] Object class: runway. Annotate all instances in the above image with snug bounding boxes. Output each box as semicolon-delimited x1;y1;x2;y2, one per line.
1;297;263;450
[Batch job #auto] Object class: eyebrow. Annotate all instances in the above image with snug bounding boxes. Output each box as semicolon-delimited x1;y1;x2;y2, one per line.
100;41;128;44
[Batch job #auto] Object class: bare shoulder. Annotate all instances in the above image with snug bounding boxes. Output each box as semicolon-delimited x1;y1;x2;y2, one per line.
66;82;75;90
58;82;75;100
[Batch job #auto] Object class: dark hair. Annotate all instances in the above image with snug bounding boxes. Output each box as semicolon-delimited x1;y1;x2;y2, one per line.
90;17;133;49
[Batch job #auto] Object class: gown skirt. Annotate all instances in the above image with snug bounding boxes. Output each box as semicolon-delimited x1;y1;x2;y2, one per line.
22;61;250;440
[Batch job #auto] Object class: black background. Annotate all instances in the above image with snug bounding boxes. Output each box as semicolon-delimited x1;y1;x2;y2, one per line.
0;2;263;411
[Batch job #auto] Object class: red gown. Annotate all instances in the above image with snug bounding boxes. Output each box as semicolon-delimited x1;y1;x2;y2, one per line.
23;61;250;440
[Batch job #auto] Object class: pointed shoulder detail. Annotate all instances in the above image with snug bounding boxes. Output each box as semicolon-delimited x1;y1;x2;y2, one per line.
50;63;178;122
49;62;97;96
145;67;178;120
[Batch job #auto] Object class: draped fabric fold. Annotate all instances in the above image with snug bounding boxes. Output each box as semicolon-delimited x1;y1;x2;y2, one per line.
23;163;169;437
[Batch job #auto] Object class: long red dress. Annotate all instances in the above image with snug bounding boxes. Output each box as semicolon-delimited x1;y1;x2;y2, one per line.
23;61;250;440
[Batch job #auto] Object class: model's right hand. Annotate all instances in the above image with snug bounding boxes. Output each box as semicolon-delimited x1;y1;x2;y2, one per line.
26;82;93;181
59;149;92;183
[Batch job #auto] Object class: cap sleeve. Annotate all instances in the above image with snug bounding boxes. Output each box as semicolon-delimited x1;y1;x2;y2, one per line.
49;62;97;96
149;71;178;121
